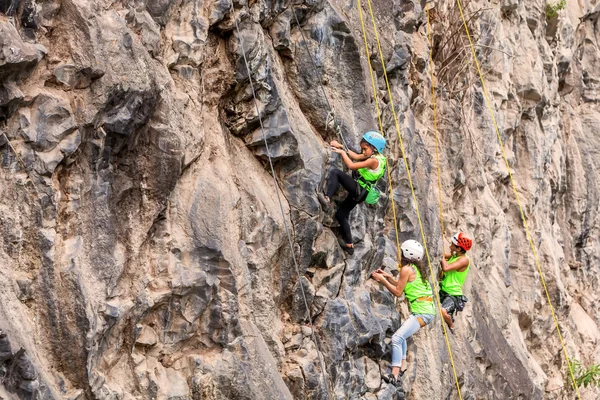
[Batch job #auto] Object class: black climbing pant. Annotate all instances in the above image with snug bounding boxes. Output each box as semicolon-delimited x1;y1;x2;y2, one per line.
324;169;365;245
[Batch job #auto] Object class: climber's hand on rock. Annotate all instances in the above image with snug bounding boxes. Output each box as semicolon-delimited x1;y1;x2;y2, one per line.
371;271;384;282
330;140;343;149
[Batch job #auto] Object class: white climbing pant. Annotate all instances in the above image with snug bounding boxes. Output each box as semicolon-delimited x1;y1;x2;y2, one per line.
391;313;434;367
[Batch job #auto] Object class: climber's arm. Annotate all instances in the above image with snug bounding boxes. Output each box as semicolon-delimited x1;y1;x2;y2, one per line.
331;140;367;161
441;255;469;272
372;267;409;297
332;148;377;170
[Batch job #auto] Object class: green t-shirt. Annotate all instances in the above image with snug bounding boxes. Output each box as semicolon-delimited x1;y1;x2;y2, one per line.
404;264;435;315
440;254;470;296
357;154;386;187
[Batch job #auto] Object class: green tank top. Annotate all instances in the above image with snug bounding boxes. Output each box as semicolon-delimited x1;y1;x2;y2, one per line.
440;254;470;296
357;154;386;188
404;264;435;315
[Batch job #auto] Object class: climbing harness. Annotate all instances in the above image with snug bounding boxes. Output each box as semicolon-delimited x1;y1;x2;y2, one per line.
410;296;434;303
358;1;464;397
357;177;381;205
454;0;581;396
229;5;331;398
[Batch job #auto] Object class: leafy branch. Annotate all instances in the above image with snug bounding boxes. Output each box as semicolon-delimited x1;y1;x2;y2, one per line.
546;0;566;18
564;359;600;393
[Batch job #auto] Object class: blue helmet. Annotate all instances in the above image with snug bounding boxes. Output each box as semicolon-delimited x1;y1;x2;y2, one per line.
362;131;386;153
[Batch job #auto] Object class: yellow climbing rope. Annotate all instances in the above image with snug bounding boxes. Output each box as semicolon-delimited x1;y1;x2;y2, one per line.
426;8;447;242
426;1;459;355
358;0;463;398
356;0;401;262
454;0;581;397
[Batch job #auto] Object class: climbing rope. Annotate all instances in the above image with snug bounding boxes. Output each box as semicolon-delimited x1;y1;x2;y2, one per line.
359;0;464;397
426;7;447;242
454;0;581;396
229;5;332;399
289;2;403;261
290;5;349;151
426;2;464;373
355;1;402;261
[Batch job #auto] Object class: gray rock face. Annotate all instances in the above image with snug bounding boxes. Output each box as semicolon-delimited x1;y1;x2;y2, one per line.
18;94;77;152
0;0;598;399
0;19;46;81
393;0;422;34
0;81;23;121
146;0;175;25
0;331;57;400
53;64;105;89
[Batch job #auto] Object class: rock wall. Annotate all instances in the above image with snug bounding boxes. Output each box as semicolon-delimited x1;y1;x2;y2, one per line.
0;0;598;399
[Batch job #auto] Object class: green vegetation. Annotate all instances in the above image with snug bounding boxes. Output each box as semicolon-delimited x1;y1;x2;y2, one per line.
565;359;600;392
546;0;566;18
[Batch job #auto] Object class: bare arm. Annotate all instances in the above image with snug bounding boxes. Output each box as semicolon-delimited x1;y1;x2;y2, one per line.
441;255;469;272
372;267;410;297
333;148;378;170
348;151;367;161
440;250;453;279
374;269;397;285
330;140;369;162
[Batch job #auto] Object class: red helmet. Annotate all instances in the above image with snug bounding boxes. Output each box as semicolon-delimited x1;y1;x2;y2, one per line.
451;232;472;251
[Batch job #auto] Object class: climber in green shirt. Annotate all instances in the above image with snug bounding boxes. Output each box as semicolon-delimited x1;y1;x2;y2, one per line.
318;131;387;255
371;239;435;390
439;232;472;333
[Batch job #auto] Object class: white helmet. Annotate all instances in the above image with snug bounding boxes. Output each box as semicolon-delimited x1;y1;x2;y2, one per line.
401;240;424;261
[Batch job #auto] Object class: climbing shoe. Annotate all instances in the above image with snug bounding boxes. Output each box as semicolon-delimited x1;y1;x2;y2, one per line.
317;193;330;211
337;238;354;255
382;373;396;385
382;373;402;389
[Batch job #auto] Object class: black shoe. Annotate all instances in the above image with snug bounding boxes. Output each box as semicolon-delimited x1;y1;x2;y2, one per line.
337;238;354;255
317;193;331;211
383;373;402;389
382;373;397;385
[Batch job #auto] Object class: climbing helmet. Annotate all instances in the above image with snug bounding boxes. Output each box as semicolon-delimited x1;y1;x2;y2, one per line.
361;131;386;153
451;232;472;251
401;239;424;261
